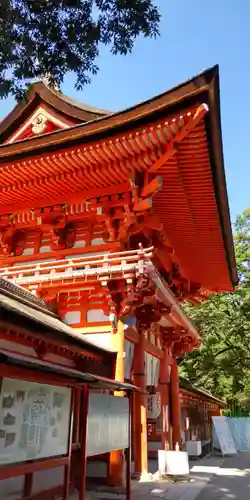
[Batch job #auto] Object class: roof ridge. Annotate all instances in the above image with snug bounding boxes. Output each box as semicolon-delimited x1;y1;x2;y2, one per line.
0;277;56;317
31;80;111;116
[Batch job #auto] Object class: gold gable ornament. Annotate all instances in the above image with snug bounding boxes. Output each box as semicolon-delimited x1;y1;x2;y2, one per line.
31;113;47;134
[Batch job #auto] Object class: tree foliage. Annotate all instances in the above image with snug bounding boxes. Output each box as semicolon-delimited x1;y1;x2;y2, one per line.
0;0;160;100
180;209;250;413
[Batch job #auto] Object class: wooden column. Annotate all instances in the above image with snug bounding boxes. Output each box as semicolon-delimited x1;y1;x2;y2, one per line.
108;319;125;486
79;385;89;500
159;348;171;450
171;358;181;449
126;391;132;500
214;406;221;416
63;388;75;500
133;330;148;475
23;473;33;498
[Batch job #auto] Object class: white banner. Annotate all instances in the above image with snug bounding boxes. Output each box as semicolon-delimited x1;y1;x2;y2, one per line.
228;417;250;451
212;416;237;456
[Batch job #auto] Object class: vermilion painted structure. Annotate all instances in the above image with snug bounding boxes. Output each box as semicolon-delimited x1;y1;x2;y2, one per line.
147;379;225;457
0;65;236;485
0;277;135;500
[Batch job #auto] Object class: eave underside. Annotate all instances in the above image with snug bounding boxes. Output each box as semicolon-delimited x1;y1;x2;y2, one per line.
153;119;231;291
0;104;234;293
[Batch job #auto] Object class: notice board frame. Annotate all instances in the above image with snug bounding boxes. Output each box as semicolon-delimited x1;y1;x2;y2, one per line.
0;361;135;500
80;385;132;500
0;363;75;500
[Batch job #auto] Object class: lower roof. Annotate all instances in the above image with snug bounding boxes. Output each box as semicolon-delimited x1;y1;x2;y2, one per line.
180;377;226;406
0;351;137;392
0;278;116;357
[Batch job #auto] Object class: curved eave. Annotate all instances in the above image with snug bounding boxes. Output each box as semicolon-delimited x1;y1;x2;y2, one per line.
0;66;219;158
0;65;237;289
205;75;238;288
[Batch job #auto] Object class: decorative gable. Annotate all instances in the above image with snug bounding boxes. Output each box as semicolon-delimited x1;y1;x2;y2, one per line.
6;105;71;144
0;80;110;145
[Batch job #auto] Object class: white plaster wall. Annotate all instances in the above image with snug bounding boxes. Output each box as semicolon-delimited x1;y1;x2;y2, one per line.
64;311;81;325
83;333;114;351
87;309;109;323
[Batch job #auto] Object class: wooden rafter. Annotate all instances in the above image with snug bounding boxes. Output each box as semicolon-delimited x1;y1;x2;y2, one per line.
0;105;204;209
149;104;209;173
0;96;235;292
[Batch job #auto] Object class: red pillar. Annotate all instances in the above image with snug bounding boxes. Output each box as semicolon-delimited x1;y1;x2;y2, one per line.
79;386;89;500
159;348;171;450
133;331;148;475
214;405;221;416
108;320;125;486
171;358;181;449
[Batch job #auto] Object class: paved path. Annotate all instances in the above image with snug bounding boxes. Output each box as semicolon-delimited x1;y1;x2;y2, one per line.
195;452;250;500
70;453;250;500
131;456;223;500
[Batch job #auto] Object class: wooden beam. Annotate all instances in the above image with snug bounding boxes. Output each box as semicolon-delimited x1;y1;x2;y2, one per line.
143;338;163;359
0;182;131;216
125;326;139;344
0;456;69;481
74;325;112;334
0;322;102;362
149;104;209;173
141;176;163;198
133;198;152;212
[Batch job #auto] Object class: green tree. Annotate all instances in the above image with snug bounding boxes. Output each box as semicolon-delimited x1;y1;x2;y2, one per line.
180;208;250;413
0;0;160;100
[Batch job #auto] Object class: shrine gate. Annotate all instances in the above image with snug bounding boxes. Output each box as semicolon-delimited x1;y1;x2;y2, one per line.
0;65;236;487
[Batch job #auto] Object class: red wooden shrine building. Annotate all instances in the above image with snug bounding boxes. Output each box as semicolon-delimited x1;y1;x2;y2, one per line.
147;377;225;458
0;65;236;495
0;277;136;500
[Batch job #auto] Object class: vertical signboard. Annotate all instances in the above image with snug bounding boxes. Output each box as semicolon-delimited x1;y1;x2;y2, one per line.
212;416;237;456
86;394;129;457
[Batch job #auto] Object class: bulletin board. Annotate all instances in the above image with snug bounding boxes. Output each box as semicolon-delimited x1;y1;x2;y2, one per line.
0;378;72;465
86;393;129;457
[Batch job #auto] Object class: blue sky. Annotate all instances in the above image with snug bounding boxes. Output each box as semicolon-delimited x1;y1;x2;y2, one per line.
0;0;248;223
